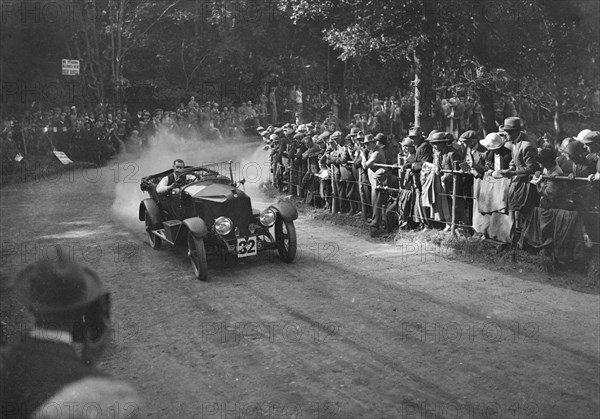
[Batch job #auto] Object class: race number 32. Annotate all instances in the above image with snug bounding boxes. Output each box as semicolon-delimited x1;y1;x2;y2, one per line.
237;237;257;258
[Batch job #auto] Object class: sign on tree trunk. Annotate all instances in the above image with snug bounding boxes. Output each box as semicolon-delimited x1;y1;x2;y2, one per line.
61;59;80;76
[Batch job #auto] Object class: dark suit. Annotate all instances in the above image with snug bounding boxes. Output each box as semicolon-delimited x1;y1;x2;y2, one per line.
1;336;138;418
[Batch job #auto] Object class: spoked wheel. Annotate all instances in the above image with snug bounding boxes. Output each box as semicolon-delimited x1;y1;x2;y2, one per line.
187;232;208;281
275;217;297;262
145;210;162;250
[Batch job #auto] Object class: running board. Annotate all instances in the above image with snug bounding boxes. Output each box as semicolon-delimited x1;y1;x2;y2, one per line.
152;229;175;245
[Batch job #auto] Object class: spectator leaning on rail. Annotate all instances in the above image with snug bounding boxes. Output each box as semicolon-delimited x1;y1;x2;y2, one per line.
360;134;387;230
579;130;600;181
481;132;513;175
0;254;141;418
498;117;540;235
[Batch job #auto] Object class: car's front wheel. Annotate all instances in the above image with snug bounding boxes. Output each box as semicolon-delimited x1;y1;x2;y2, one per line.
187;232;208;281
275;218;297;263
145;210;162;250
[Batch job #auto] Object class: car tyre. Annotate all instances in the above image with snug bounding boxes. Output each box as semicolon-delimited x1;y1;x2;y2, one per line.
275;217;297;263
145;210;162;250
188;232;208;281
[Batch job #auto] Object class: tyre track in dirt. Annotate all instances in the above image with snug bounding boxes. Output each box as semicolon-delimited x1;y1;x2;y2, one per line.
225;243;598;418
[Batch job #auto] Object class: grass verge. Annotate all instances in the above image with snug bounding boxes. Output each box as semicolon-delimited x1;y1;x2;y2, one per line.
261;182;599;295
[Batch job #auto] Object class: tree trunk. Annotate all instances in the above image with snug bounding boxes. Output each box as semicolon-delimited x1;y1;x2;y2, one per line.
413;0;435;133
553;95;563;137
477;87;497;135
86;3;105;103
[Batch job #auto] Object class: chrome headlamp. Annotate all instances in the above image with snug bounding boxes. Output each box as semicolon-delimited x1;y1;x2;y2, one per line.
259;208;276;227
213;216;233;235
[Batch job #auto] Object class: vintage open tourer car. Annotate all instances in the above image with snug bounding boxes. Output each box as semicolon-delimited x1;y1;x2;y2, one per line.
139;162;298;280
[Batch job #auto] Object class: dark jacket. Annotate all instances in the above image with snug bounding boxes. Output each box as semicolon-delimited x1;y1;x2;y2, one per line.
1;337;106;418
484;147;512;171
412;141;433;171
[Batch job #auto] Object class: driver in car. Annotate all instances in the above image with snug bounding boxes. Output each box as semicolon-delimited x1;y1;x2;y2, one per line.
156;159;198;194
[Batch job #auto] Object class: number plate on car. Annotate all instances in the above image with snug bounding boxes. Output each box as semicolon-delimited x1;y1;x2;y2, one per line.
237;236;257;258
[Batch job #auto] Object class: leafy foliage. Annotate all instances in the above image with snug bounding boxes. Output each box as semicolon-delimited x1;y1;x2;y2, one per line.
1;0;598;133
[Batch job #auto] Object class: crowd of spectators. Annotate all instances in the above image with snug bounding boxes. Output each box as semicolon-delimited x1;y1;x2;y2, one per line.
262;114;600;269
0;96;276;171
3;83;599;171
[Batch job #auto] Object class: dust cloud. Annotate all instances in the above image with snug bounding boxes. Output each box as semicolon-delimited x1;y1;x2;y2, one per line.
110;128;272;227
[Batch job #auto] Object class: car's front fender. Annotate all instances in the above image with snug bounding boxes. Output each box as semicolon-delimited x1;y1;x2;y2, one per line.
183;217;208;238
270;200;298;221
139;199;162;224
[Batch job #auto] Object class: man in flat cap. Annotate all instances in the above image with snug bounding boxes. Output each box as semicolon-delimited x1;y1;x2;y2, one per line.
1;254;140;418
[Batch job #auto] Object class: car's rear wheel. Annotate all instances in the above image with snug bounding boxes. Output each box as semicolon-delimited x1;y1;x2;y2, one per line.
275;217;297;262
145;210;162;250
188;232;208;281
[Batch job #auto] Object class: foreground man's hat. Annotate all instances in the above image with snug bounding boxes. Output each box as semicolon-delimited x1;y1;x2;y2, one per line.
14;256;106;314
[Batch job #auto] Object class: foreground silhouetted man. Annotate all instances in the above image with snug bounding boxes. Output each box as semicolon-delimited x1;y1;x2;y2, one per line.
0;253;141;418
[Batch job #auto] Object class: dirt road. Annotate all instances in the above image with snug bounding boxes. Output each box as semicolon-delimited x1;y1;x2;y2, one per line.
1;147;598;419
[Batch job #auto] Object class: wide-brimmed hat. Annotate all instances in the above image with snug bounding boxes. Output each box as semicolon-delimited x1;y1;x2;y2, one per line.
350;127;360;135
401;138;415;147
500;117;522;131
425;130;440;141
576;129;591;142
362;134;376;144
355;131;365;140
459;130;479;142
429;132;451;143
480;133;505;150
14;255;106;315
408;127;423;138
580;130;600;144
